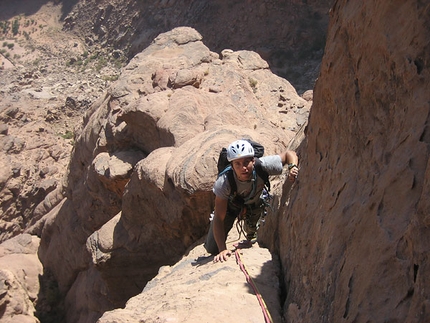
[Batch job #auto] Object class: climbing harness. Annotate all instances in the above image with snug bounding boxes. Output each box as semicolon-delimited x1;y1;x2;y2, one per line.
234;188;274;241
234;249;274;323
259;188;273;225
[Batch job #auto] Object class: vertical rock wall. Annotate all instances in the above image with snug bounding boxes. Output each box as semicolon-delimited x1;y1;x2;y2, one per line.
280;1;430;322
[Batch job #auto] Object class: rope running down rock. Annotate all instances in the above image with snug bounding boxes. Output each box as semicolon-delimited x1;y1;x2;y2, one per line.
234;249;273;323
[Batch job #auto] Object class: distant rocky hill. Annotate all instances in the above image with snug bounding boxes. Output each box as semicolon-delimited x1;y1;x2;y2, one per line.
0;0;121;244
56;0;332;94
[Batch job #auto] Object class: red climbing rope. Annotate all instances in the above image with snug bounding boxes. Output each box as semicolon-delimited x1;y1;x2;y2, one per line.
234;249;273;323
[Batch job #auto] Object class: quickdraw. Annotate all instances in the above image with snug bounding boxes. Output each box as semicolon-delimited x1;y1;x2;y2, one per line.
234;249;274;323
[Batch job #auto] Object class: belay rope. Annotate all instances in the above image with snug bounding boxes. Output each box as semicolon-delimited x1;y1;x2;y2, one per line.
234;249;274;323
233;192;274;323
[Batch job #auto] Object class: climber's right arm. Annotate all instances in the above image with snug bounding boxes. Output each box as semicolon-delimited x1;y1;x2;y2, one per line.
213;196;231;262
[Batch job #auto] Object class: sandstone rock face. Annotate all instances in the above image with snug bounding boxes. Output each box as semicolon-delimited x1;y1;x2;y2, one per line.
0;115;71;243
279;1;430;322
63;0;333;93
98;231;283;323
0;234;42;323
2;1;429;322
0;2;120;244
37;27;309;322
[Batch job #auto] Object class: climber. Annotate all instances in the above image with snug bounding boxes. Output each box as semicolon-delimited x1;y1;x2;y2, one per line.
204;139;299;263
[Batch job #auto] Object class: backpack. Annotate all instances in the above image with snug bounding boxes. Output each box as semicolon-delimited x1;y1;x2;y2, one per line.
217;139;271;199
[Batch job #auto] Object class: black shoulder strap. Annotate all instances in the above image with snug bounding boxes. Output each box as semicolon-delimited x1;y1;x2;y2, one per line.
254;158;270;192
217;147;229;173
226;168;237;196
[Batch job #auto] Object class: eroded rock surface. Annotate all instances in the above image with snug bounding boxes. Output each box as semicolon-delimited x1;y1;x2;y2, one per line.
64;0;332;93
279;1;430;322
0;234;42;323
0;2;122;243
2;0;429;322
37;26;309;322
98;231;283;323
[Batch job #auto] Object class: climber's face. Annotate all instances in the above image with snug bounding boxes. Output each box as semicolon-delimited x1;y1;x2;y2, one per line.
231;157;255;181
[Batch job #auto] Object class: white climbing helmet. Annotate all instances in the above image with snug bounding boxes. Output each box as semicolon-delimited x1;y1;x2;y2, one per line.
227;140;255;162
